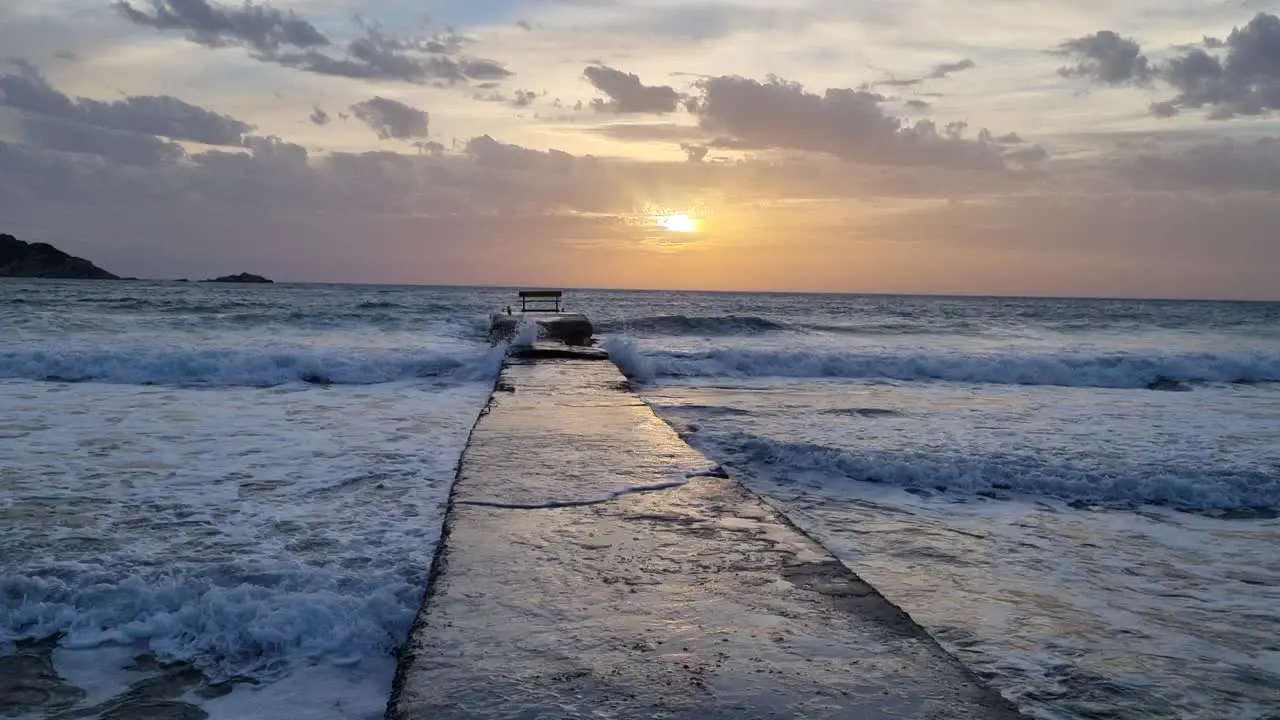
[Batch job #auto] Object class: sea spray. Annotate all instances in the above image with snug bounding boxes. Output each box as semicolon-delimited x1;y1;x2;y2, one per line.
603;336;655;381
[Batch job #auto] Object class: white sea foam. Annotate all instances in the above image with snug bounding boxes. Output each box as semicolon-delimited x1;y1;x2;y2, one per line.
641;379;1280;720
705;433;1280;510
606;336;1280;388
0;344;507;386
511;317;543;348
0;378;493;717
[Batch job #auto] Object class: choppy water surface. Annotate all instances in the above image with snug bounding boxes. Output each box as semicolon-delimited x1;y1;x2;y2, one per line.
2;280;1278;719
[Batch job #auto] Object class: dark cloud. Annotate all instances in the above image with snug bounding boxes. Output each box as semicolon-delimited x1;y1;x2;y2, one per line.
242;135;308;166
465;134;575;172
1057;30;1152;85
309;106;330;126
20;114;185;167
978;130;1025;145
904;99;931;111
929;59;976;79
458;58;513;81
114;3;511;85
350;97;429;140
873;59;976;88
690;75;1014;169
413;140;445;156
681;144;709;162
475;89;539;108
1157;12;1280;118
583;66;681;114
112;0;329;52
267;26;510;85
1061;13;1280;119
0;60;252;145
54;50;78;61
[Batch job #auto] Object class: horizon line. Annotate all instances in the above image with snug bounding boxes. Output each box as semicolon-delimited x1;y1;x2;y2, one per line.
13;276;1278;304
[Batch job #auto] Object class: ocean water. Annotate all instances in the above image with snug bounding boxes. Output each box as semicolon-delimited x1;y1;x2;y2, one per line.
2;281;1279;719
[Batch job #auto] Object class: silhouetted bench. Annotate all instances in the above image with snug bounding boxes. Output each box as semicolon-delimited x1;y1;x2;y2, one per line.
518;290;562;313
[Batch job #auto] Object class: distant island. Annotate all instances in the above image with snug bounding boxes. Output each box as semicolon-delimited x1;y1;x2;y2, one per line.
201;273;274;284
0;233;118;279
0;233;276;283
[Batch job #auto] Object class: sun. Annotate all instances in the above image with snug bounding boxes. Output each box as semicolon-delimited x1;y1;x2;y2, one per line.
656;213;698;233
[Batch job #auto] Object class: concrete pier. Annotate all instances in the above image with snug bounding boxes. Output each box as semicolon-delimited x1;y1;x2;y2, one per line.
387;354;1024;719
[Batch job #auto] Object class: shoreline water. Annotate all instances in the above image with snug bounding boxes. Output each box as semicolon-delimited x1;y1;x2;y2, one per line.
2;280;1277;719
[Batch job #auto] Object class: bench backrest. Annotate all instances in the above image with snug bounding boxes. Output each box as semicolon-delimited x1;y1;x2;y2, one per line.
518;290;562;312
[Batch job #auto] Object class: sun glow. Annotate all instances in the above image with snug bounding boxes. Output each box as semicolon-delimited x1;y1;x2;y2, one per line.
656;213;698;233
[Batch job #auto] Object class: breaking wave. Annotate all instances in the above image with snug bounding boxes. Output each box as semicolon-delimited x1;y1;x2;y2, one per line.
1;566;420;682
605;337;1280;388
698;432;1280;512
0;345;507;387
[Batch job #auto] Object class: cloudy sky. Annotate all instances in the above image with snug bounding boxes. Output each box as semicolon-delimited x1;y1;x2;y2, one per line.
2;0;1278;297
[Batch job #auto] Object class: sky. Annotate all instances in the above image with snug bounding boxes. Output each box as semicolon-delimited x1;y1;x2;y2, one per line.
1;0;1279;298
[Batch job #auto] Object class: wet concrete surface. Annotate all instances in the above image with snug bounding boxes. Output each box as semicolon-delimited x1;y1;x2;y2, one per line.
388;359;1025;719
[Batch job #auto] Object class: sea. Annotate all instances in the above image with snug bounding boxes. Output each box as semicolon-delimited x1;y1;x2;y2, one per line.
1;280;1278;720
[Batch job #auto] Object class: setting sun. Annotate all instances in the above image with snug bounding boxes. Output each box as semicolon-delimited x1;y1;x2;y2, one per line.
656;214;698;233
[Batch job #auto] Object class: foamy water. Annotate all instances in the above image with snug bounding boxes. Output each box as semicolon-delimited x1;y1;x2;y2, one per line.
1;281;506;718
603;295;1280;720
3;281;1278;719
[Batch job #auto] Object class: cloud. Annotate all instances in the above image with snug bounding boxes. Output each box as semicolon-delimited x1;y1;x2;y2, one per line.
1056;30;1152;85
690;75;1014;169
1157;12;1280;118
465;134;575;172
413;140;445;156
112;0;328;52
350;97;429;140
929;59;976;79
1059;13;1280;119
583;66;681;114
309;106;330;126
1;134;1274;297
267;26;511;85
0;59;252;145
905;99;931;111
873;58;976;88
241;135;307;166
983;131;1025;144
114;2;511;85
19;114;185;167
475;88;539;107
681;144;709;162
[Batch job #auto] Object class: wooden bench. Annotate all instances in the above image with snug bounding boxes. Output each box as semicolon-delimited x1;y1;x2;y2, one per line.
518;290;562;313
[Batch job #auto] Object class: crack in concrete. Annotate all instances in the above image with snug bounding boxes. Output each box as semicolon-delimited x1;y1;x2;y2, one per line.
456;479;691;510
456;468;727;510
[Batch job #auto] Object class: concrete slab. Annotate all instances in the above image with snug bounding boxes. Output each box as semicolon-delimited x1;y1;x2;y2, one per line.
387;359;1025;719
489;313;593;346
